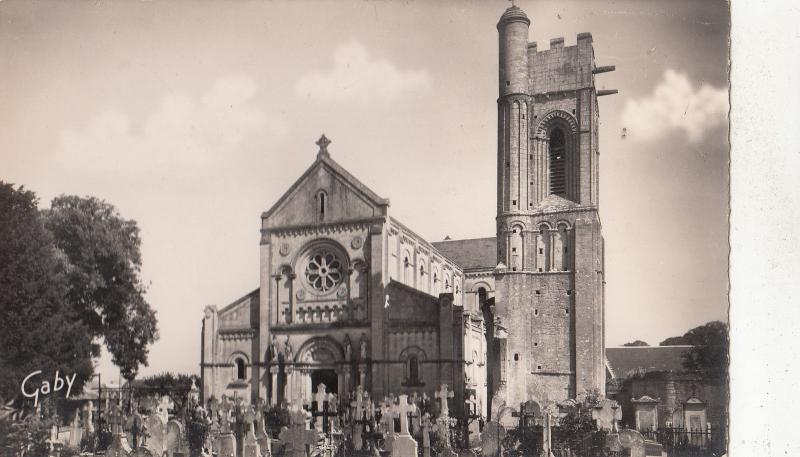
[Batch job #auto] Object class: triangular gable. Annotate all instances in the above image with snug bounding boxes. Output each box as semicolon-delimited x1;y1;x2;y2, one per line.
262;154;389;228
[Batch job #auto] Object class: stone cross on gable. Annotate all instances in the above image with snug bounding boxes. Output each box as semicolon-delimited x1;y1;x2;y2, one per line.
393;395;417;436
435;384;455;417
316;134;332;157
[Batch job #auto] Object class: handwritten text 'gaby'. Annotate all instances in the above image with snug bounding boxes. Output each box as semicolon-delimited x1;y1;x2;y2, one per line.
21;371;77;407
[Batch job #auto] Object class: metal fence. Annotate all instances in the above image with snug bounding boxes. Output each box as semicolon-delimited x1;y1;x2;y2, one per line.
641;427;727;457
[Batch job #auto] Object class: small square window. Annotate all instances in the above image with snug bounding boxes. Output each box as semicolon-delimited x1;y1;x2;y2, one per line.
514;353;519;361
565;308;569;315
538;268;543;272
537;365;542;370
506;162;510;167
506;81;510;86
533;342;538;347
539;248;544;254
534;309;539;316
512;200;517;205
535;290;541;295
512;247;517;253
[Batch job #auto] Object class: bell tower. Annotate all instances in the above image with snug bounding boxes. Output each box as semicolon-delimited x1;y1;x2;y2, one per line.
492;4;615;411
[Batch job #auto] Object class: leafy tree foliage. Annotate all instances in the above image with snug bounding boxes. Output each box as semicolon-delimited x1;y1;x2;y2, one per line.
0;184;158;409
658;321;728;381
0;183;95;406
681;321;728;382
132;373;197;413
622;340;650;347
659;335;689;346
43;195;158;381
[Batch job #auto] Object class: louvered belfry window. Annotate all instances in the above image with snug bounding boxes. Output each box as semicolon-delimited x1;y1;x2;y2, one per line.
549;129;567;196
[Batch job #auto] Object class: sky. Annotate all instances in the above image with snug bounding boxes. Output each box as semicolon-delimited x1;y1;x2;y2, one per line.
0;0;730;379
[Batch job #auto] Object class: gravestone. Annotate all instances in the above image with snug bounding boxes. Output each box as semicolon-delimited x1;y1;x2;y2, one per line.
164;419;185;457
131;447;153;457
435;384;454;417
420;413;433;457
619;429;646;457
157;396;174;424
350;386;367;451
465;394;481;447
144;413;166;456
216;396;237;457
125;412;146;449
242;405;262;457
278;407;319;457
480;421;506;457
592;399;622;432
388;394;418;457
67;412;83;448
254;398;272;456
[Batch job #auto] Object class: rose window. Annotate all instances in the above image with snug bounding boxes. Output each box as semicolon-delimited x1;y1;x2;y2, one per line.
304;250;343;292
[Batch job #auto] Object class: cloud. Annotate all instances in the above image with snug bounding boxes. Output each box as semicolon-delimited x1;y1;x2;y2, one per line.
56;75;286;173
294;41;430;104
620;70;728;143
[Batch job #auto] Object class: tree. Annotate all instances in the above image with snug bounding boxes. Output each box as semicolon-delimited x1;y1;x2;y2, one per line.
659;335;690;346
0;183;96;406
132;373;198;413
43;195;158;381
681;321;728;382
622;340;650;347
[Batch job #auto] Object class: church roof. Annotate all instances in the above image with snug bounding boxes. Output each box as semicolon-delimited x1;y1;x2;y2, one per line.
605;345;692;379
431;237;497;270
262;143;389;220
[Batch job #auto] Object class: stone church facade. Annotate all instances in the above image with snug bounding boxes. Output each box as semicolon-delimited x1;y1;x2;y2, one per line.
201;5;610;419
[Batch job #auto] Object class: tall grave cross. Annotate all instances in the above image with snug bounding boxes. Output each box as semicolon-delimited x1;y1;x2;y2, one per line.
435;384;454;417
392;395;417;436
279;393;319;457
219;396;233;433
312;384;338;434
350;385;367;423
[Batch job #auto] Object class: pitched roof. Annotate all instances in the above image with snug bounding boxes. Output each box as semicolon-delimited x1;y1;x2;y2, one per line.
431;237;497;270
605;345;691;379
262;152;389;219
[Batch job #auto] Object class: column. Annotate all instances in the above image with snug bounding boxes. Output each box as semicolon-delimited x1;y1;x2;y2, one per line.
270;366;279;405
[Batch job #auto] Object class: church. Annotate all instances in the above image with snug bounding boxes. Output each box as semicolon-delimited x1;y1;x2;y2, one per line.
201;4;612;420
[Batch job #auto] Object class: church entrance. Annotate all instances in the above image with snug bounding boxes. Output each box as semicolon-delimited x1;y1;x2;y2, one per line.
311;369;338;396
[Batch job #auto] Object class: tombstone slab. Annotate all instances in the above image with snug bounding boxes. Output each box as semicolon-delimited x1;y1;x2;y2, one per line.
619;429;646;457
216;432;237;457
480;421;505;457
164;419;185;457
390;434;418;457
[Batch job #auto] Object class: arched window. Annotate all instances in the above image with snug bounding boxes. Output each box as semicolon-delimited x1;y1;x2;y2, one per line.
549;129;566;196
316;190;328;222
510;226;523;271
433;272;439;295
234;357;246;380
409;355;420;383
403;256;411;284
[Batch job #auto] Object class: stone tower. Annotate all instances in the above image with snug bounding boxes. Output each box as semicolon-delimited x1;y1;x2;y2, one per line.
492;5;612;410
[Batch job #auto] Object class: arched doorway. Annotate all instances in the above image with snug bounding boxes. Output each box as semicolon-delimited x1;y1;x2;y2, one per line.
295;337;344;402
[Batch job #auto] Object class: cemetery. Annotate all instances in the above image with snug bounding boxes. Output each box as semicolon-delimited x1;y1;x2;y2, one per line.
13;378;726;457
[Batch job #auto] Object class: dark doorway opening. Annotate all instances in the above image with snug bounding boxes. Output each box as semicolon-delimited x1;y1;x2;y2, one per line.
311;369;338;396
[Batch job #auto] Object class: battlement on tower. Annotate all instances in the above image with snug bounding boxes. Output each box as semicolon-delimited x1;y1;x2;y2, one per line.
527;33;597;95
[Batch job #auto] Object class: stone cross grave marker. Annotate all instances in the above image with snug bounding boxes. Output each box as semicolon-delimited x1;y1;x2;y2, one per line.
219;396;233;433
68;412;83;448
242;405;261;457
350;387;367;451
435;384;454;417
379;398;395;434
313;383;328;432
157;396;174;424
254;398;272;456
278;406;319;457
109;403;125;436
592;398;622;432
542;403;560;457
125;411;146;449
421;413;433;457
512;400;540;429
393;395;417;436
388;395;418;457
